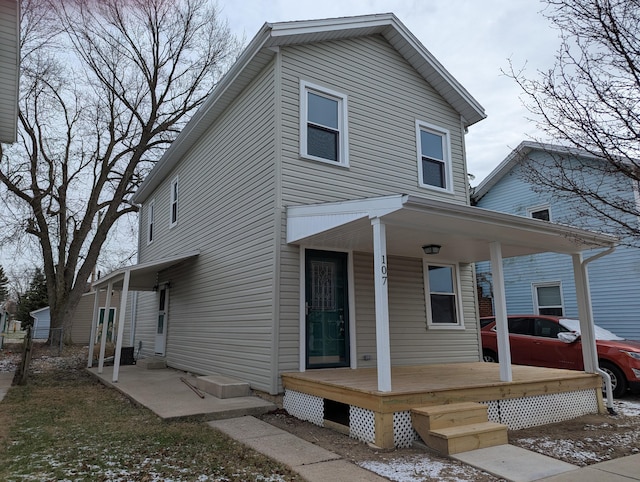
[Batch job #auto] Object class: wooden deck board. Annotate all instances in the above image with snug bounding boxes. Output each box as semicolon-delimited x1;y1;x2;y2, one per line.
282;362;601;413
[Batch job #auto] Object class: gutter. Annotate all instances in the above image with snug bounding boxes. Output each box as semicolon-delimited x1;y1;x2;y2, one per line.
580;246;617;413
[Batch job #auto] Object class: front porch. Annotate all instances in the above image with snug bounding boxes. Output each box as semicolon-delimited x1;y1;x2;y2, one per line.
282;362;604;450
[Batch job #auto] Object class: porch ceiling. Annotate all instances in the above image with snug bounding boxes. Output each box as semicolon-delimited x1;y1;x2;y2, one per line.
92;251;199;291
286;195;616;263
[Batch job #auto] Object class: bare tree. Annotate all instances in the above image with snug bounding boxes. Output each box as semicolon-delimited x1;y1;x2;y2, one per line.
508;0;640;244
0;0;240;341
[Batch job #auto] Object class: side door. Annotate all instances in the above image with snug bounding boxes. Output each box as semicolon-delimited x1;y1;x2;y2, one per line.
530;317;582;369
506;317;535;365
155;286;168;356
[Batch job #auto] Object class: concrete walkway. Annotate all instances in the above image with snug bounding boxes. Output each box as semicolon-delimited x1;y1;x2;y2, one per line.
209;416;388;482
0;371;13;402
454;445;640;482
87;365;274;420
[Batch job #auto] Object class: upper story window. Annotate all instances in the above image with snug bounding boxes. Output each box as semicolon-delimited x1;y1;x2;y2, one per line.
147;200;155;245
170;177;178;227
300;81;349;166
533;282;564;316
423;261;464;329
416;121;452;193
528;205;551;221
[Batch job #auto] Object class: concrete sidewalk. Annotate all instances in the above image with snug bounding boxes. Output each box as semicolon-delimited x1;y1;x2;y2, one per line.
0;371;13;402
453;445;640;482
87;365;274;420
209;416;388;482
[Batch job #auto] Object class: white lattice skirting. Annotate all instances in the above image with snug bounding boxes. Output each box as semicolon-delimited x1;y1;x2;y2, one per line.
484;389;599;430
283;388;599;447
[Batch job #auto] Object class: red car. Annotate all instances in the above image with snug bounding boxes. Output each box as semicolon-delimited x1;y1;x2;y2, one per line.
480;315;640;397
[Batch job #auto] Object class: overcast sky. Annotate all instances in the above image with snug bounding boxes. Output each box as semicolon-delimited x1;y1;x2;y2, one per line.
220;0;560;184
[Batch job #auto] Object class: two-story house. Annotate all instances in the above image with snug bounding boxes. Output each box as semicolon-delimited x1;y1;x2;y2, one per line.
90;15;616;450
473;141;640;340
0;0;19;144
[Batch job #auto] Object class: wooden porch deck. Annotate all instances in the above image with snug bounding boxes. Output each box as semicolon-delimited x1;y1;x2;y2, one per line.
283;363;602;411
282;363;603;448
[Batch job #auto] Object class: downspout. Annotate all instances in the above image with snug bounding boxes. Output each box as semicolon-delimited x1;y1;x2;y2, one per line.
577;246;616;413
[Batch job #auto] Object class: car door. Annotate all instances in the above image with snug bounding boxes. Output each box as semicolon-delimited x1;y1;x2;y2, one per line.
530;317;582;369
506;317;534;365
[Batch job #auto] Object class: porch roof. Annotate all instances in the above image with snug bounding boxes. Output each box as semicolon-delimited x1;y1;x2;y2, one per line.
286;194;616;262
92;251;199;291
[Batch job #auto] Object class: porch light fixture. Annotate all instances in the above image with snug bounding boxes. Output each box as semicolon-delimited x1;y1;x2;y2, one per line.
422;244;441;255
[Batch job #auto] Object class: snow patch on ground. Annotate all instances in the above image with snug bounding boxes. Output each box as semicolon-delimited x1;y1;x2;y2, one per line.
360;455;489;482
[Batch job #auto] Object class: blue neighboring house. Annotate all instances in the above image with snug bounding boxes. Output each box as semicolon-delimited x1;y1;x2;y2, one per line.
473;141;640;341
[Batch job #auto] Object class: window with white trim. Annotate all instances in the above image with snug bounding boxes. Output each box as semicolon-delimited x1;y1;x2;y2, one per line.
147;200;155;245
300;81;348;166
528;204;551;221
423;261;463;328
170;177;178;227
533;282;564;316
416;121;452;192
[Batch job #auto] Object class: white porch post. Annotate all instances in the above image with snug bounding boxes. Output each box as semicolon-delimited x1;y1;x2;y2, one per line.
490;241;512;382
98;281;114;374
112;269;130;383
87;289;101;368
371;217;392;392
572;253;597;373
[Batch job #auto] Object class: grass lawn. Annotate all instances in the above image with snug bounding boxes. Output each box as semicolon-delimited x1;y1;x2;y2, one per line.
0;346;303;481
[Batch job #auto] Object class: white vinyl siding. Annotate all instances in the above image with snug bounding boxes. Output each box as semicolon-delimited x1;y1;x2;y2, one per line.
0;0;19;143
134;61;278;392
299;80;349;166
279;36;469;207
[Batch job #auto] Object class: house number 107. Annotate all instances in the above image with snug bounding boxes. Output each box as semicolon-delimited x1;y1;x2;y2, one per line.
381;255;387;285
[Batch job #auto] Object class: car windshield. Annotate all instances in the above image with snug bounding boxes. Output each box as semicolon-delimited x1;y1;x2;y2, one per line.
559;318;624;341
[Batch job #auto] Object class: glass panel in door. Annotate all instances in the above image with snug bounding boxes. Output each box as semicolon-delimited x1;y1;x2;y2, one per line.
305;250;349;368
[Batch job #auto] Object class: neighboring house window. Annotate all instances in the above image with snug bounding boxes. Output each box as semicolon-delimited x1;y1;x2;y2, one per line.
533;282;564;316
416;121;452;192
423;261;463;328
170;177;178;227
147;200;155;245
300;81;349;166
528;205;551;221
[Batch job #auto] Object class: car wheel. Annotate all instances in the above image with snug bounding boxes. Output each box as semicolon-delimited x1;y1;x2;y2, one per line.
599;361;627;398
482;350;498;363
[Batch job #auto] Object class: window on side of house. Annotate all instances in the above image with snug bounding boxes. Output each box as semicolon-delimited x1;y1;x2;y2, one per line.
416;121;453;192
170;177;178;227
528;205;551;221
147;200;155;245
423;261;463;329
300;81;348;166
533;283;564;316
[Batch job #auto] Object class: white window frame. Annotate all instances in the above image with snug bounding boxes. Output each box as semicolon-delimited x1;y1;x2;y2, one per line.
300;80;349;167
147;199;155;245
416;120;453;193
170;176;178;228
528;204;551;221
423;260;464;329
532;282;564;316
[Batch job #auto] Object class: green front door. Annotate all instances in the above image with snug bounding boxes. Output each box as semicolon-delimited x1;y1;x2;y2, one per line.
305;250;349;368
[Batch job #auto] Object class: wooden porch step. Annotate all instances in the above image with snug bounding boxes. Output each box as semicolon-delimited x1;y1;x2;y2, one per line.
411;402;508;455
411;402;489;430
426;421;508;455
